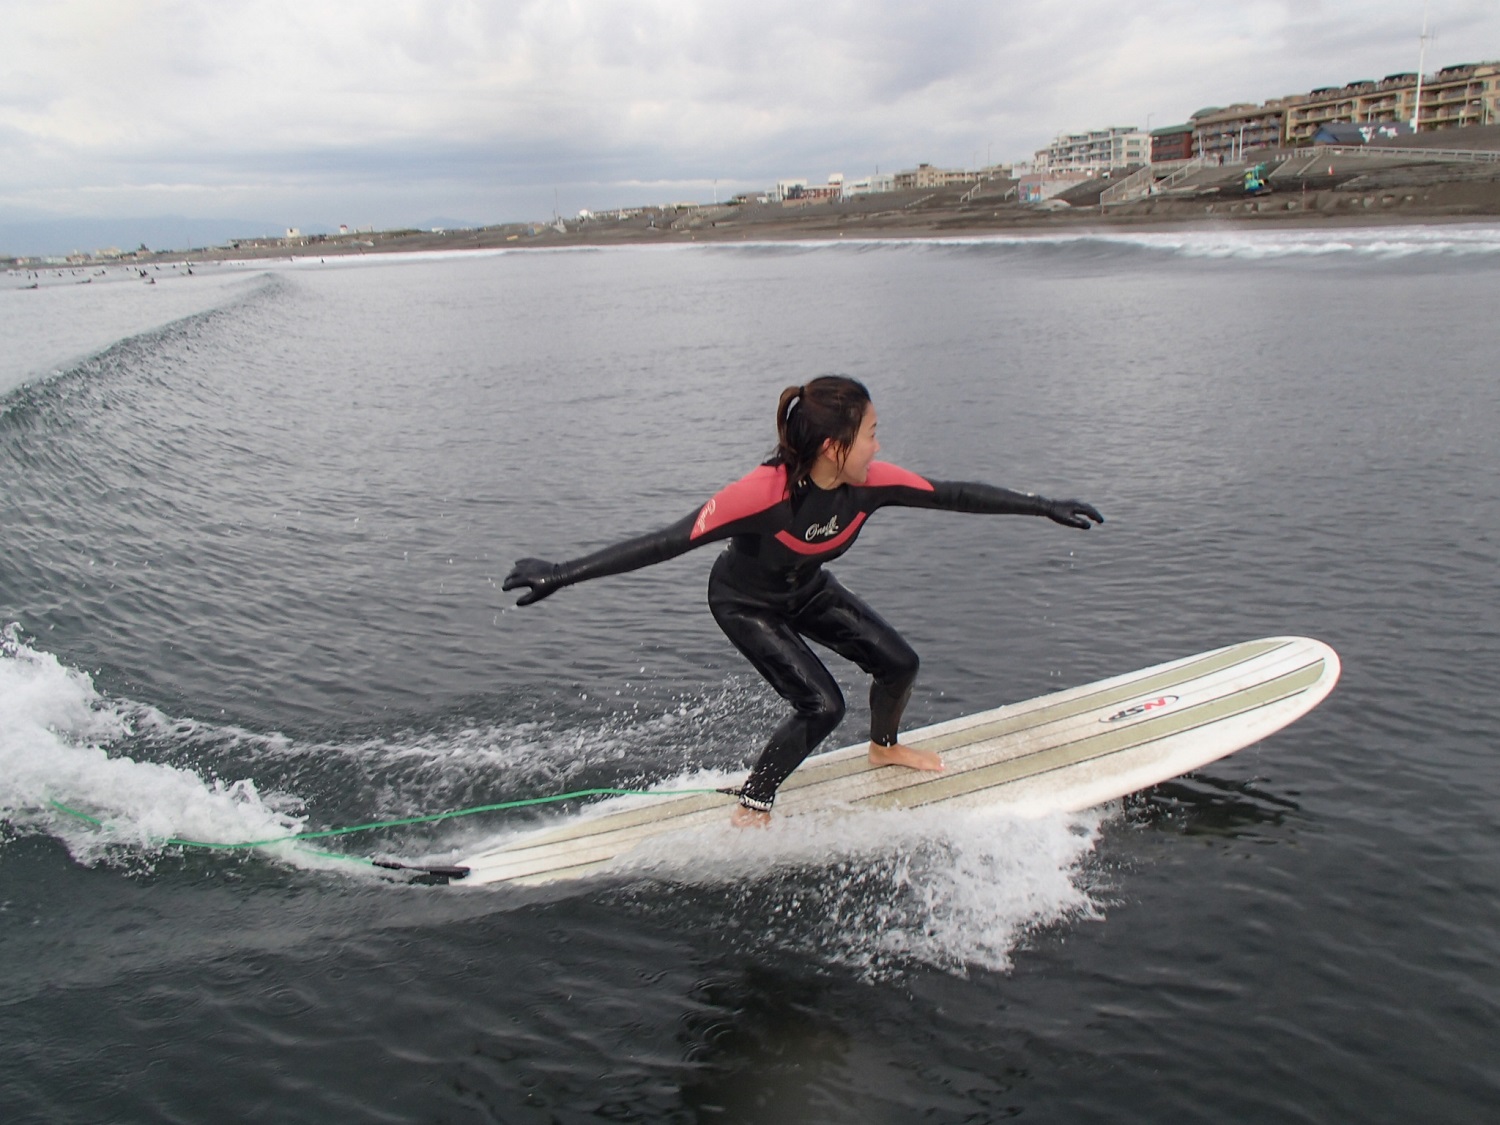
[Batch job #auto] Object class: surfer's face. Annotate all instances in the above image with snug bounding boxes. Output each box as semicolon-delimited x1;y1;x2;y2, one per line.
829;404;879;485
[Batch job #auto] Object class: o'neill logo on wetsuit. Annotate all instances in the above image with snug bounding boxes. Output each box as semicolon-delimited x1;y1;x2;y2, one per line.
1101;695;1179;722
804;515;840;541
693;499;716;538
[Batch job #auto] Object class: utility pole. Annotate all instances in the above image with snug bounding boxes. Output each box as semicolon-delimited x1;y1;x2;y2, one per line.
1413;0;1430;132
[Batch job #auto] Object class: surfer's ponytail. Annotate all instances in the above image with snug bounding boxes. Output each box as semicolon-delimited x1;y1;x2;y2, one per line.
770;376;872;491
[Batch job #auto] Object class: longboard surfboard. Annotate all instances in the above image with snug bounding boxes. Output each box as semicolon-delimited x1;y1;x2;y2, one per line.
452;636;1339;887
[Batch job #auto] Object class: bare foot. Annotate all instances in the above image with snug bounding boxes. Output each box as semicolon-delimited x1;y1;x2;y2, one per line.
730;804;772;829
868;741;944;772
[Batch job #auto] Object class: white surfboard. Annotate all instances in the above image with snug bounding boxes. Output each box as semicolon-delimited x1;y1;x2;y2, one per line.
451;636;1339;887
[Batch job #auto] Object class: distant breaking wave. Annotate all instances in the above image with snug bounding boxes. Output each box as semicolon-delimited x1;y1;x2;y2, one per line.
694;222;1500;264
0;268;280;403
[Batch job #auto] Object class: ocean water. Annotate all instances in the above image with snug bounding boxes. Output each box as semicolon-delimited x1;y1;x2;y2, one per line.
3;227;1499;1122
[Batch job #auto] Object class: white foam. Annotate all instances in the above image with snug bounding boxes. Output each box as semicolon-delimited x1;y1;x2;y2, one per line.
1;628;1107;973
689;222;1500;261
602;794;1105;977
1087;223;1500;261
0;625;305;867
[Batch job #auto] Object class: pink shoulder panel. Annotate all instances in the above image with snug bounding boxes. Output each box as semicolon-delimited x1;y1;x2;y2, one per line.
859;461;934;491
691;464;788;539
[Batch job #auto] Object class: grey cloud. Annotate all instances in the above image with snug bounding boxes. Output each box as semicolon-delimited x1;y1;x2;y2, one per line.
5;0;1499;237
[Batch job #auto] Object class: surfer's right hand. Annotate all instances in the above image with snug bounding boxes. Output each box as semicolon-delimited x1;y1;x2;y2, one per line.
503;558;563;605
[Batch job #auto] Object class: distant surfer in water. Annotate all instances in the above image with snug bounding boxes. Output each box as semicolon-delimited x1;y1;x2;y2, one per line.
504;376;1103;826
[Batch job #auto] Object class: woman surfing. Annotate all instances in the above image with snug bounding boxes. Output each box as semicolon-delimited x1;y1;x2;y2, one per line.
504;377;1103;826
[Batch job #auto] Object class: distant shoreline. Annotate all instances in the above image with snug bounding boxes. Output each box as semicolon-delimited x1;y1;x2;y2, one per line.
10;172;1500;269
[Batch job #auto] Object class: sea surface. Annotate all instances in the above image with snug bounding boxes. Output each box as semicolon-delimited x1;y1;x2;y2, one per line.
3;227;1498;1123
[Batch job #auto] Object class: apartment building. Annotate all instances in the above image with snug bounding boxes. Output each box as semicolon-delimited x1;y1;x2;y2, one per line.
893;163;982;190
1191;101;1291;160
1284;61;1500;142
1034;127;1150;174
1150;124;1194;163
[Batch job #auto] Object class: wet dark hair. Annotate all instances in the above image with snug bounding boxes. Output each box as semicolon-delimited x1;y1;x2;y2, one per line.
768;376;872;491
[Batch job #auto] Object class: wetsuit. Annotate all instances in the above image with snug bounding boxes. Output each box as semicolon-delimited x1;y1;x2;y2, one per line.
512;461;1094;810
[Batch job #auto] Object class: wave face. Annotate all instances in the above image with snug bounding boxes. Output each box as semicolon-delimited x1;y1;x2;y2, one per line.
0;262;272;399
3;228;1500;1122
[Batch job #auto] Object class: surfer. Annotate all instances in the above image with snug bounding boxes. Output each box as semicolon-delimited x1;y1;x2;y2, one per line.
504;377;1103;826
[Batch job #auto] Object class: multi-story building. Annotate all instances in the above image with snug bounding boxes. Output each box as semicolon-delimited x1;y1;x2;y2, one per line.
771;179;809;203
1284;61;1500;143
1034;127;1150;174
892;163;983;190
1190;101;1291;160
1150;124;1194;163
842;173;896;198
1414;60;1500;131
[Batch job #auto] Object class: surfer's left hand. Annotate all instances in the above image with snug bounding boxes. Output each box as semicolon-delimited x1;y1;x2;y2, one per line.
1043;499;1104;529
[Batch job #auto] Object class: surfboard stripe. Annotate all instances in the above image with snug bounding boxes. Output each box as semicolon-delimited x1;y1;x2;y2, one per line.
862;658;1326;810
816;643;1313;789
774;638;1293;793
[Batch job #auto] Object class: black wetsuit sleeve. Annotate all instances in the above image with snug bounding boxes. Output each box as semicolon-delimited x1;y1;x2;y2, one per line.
879;479;1051;516
547;499;779;586
550;512;702;587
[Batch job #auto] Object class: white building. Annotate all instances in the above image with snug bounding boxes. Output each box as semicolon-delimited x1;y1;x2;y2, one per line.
842;173;896;198
772;179;809;202
1033;127;1150;174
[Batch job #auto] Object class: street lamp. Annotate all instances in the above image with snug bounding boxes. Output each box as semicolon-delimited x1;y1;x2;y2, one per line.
1413;0;1430;131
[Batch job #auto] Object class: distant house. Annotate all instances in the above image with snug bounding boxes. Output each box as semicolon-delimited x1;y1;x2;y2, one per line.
772;179;808;202
773;176;849;204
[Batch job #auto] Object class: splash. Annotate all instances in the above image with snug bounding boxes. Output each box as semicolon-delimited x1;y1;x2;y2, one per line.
607;797;1105;977
0;628;775;872
0;625;305;868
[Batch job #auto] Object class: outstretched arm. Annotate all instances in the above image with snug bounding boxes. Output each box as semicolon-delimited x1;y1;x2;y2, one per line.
867;464;1104;529
922;480;1103;528
504;463;794;605
503;512;699;605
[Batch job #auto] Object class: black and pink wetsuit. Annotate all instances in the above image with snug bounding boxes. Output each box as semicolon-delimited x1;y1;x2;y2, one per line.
527;460;1070;810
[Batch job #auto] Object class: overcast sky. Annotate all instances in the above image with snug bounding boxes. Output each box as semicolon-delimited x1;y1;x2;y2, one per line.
4;0;1498;240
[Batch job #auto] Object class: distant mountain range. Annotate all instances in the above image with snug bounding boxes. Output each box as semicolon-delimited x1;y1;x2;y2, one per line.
1;215;491;259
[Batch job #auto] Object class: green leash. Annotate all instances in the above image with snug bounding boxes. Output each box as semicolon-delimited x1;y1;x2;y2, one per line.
47;785;726;874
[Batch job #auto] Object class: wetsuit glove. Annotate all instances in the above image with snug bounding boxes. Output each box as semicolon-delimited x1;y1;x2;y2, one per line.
1041;499;1104;530
503;558;565;605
